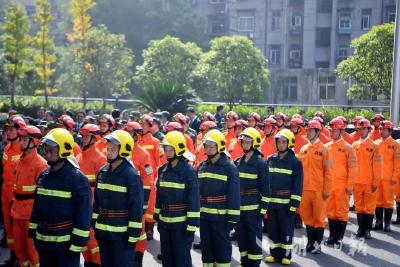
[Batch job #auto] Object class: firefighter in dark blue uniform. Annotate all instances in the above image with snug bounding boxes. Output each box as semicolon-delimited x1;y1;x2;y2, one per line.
92;130;144;267
154;131;200;267
235;127;269;267
198;129;240;267
29;128;92;267
265;129;303;265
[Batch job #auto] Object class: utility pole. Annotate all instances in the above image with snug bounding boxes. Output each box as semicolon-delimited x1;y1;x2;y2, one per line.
390;0;400;125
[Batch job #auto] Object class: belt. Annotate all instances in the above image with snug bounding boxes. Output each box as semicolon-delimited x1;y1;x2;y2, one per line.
99;208;128;218
14;192;35;200
272;190;291;196
240;189;259;196
200;195;227;204
160;204;187;212
38;220;74;231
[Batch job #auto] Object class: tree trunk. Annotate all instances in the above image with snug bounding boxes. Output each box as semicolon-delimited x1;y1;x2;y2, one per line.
10;75;16;110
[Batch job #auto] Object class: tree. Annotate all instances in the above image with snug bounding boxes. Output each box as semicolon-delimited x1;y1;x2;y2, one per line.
33;0;56;108
337;23;394;99
134;80;199;114
135;35;202;89
193;35;269;109
1;3;32;109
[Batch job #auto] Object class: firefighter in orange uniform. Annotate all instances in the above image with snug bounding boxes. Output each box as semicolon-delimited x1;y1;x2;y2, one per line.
314;111;331;138
195;112;217;148
138;114;161;240
371;121;400;233
350;116;365;142
3;115;25;251
248;112;264;138
56;115;81;156
260;118;278;161
336;116;354;145
165;122;195;154
324;118;357;247
274;113;287;131
123;122;153;266
371;114;384;141
96;114;115;155
12;126;47;267
352;119;381;239
313;117;331;144
289;118;309;155
76;124;107;267
194;121;218;170
394;138;400;225
224;111;239;149
299;120;333;254
228;120;249;161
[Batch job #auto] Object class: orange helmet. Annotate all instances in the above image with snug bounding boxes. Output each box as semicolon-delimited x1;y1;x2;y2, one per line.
306;120;322;130
274;112;287;122
379;120;393;130
99;114;115;128
200;121;218;133
336;116;348;124
6;115;26;129
18;126;42;145
352;116;365;127
372;114;385;122
314;111;325;121
329;118;346;130
248;112;261;122
313;116;324;125
79;124;101;136
139;114;154;127
356;119;371;129
123;122;143;132
234;119;249;129
226;111;239;121
292;114;303;120
290;118;304;127
202;112;216;122
263;118;277;126
165;122;184;133
173;113;188;125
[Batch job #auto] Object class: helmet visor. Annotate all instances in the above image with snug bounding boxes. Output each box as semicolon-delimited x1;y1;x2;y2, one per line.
238;135;252;143
41;138;58;147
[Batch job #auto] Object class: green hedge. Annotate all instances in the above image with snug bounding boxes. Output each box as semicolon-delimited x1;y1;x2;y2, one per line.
0;96;114;117
197;104;389;122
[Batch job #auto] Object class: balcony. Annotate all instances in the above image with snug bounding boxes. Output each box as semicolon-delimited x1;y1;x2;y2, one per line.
338;27;351;34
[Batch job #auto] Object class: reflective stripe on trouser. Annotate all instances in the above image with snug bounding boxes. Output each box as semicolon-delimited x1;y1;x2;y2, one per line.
326;187;350;221
82;228;100;265
13;219;39;266
200;219;231;265
97;238;135;267
376;180;395;209
354;183;378;215
268;208;295;260
158;225;194;267
2;185;14;249
236;215;263;265
299;190;327;228
145;183;156;222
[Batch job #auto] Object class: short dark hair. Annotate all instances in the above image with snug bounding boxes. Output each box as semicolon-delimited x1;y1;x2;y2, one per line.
111;109;121;119
65;110;74;117
77;111;86;117
216;105;224;112
187;107;195;113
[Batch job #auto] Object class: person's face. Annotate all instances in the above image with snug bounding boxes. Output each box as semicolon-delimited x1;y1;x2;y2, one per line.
226;118;235;129
164;146;176;159
276;118;283;127
76;113;85;123
276;138;288;152
139;107;145;114
372;120;381;128
290;125;299;134
306;128;318;141
106;142;119;161
87;110;94;116
264;125;274;135
240;139;252;151
359;127;370;138
45;113;53;121
19;136;32;150
99;122;109;133
234;126;244;136
44;144;59;162
161;117;168;123
5;126;18;141
379;128;391;139
204;143;218;156
81;135;93;147
248;118;256;127
141;121;152;133
330;128;342;140
37;109;45;118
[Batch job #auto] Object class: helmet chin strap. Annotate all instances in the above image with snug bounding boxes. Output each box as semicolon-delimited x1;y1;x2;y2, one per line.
21;138;36;152
309;130;320;143
82;136;95;150
265;128;276;138
7;136;18;142
275;140;289;154
207;152;218;160
107;155;122;164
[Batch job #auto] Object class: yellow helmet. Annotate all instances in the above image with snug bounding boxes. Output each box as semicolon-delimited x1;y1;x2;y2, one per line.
41;128;74;158
239;127;262;149
203;129;226;153
160;131;187;156
105;130;134;158
275;129;295;149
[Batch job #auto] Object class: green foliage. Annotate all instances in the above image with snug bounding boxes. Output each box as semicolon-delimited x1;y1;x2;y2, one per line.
134;80;199;114
337;23;394;99
1;3;33;108
192;36;269;108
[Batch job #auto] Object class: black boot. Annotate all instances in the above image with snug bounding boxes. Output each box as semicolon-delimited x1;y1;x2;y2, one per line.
356;213;364;238
263;218;269;233
364;214;373;239
305;226;314;252
84;262;101;267
334;221;347;248
393;203;400;224
325;219;336;245
135;252;144;267
371;207;383;231
295;213;303;229
311;227;324;254
145;222;154;240
350;205;355;211
384;208;393;232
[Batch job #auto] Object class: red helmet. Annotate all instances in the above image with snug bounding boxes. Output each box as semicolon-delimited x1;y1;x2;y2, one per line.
139;114;154;127
379;120;393;130
165;122;184;133
336;116;348;124
123;122;143;132
234;119;249;128
306;120;322;130
372;114;385;122
314;111;325;121
274;112;287;122
263;118;277;126
226;111;239;121
173;113;188;125
6;116;26;129
99;114;115;128
290;118;304;127
248;112;261;122
58;115;75;130
79;124;101;136
329;118;346;130
292;114;303;120
313;116;324;125
202;112;216;122
352;116;365;126
356;119;371;129
200;121;218;132
18;126;42;145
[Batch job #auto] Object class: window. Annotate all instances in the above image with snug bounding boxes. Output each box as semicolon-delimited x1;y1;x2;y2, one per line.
316;28;331;47
291;15;302;28
361;9;371;30
289;50;301;60
387;7;396;22
337;45;348;62
339;13;351;30
271;11;282;31
209;0;225;4
269;45;281;65
319;76;336;99
317;0;332;13
210;20;225;35
283;77;298;100
238;16;254;32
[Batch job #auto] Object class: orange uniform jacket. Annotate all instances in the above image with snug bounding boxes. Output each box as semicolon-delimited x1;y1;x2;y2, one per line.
319;132;331;144
95;138;108;155
294;134;309;155
350;131;360;143
131;144;153;209
224;130;237;150
3;143;21;188
196;133;203;148
138;132;161;176
343;131;354;145
371;129;381;141
73;143;81;157
375;137;400;183
184;134;195;154
194;145;207;170
326;139;357;190
260;135;277;160
352;137;381;186
11;151;48;219
228;139;243;161
299;140;333;193
76;144;107;186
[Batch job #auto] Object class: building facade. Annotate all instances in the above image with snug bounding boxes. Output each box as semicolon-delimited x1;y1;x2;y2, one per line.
190;0;397;105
